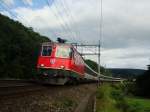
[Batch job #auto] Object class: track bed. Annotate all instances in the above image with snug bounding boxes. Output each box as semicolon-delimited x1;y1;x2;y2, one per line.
0;81;97;112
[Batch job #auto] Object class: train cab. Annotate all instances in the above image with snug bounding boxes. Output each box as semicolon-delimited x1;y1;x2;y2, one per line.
37;42;72;69
37;42;85;84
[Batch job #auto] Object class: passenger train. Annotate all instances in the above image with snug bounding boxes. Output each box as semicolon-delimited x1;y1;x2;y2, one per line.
37;42;99;85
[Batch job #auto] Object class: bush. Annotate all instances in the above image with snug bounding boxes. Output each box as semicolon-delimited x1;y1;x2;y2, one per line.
127;102;143;112
135;69;150;97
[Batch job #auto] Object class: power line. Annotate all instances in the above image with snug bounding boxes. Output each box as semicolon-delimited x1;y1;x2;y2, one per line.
59;0;79;42
0;1;17;19
84;63;122;80
20;1;57;39
54;0;77;42
0;1;57;40
47;0;68;36
47;0;75;42
0;0;31;25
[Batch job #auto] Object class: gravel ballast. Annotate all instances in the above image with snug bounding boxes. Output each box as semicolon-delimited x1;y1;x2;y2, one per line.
0;83;97;112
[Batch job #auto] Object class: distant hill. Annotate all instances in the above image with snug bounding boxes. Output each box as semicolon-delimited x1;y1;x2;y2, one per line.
0;13;50;79
108;68;146;78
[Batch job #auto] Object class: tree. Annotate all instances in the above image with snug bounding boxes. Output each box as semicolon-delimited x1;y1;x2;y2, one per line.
85;59;112;76
136;65;150;97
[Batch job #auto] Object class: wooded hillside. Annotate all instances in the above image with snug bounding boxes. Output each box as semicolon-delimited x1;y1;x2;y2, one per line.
0;14;50;79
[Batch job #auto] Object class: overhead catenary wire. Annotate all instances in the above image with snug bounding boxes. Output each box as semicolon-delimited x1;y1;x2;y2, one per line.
0;0;18;19
59;0;80;43
57;0;75;34
0;0;77;42
0;0;31;26
0;0;57;40
54;0;77;42
75;46;121;80
47;0;75;42
84;62;121;80
46;0;66;35
47;0;69;38
1;0;59;41
62;0;81;39
21;1;58;39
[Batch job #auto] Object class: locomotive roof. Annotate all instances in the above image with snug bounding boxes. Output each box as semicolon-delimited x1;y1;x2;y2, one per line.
42;42;72;47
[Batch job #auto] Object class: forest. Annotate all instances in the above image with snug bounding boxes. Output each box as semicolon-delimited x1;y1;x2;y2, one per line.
0;14;50;79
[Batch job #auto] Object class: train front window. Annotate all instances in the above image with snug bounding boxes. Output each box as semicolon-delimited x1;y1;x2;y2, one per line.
42;46;52;56
56;46;71;58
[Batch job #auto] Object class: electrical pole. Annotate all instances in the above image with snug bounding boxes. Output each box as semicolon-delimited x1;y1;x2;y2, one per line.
98;40;101;75
72;43;101;76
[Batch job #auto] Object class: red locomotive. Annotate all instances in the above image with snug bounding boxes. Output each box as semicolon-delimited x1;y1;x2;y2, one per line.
37;42;99;85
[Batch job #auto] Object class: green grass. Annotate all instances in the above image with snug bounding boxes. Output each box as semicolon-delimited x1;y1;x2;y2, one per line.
125;97;150;112
96;84;150;112
96;84;122;112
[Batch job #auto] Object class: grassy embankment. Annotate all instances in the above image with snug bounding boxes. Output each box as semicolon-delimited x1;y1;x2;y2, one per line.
96;84;150;112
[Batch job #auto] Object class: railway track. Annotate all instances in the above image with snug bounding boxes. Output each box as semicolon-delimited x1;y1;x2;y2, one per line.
0;79;96;96
0;79;36;87
0;79;121;112
0;81;97;112
0;79;44;96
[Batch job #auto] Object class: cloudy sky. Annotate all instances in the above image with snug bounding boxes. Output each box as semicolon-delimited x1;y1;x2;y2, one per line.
0;0;150;69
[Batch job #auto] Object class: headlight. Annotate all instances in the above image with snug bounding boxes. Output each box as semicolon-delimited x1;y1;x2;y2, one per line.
60;65;65;69
40;64;44;67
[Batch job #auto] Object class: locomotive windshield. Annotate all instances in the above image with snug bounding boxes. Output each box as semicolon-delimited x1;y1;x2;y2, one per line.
56;46;71;58
42;46;52;56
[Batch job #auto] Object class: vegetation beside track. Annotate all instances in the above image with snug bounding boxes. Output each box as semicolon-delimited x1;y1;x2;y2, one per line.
135;66;150;98
85;59;111;76
0;14;49;79
96;84;150;112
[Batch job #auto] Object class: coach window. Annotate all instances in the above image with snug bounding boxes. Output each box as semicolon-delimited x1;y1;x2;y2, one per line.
42;46;52;56
56;46;71;58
